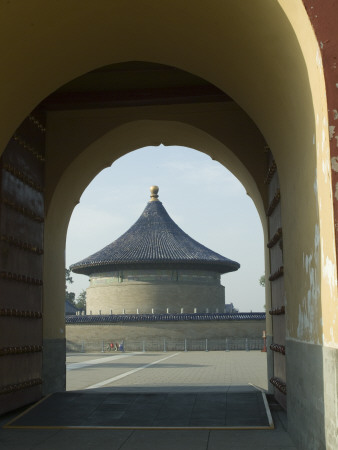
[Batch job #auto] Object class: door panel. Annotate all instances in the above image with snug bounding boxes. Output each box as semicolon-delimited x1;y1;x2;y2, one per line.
266;151;287;409
0;111;45;414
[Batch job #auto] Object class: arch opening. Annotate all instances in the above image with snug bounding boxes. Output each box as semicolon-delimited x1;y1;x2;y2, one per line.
64;144;267;395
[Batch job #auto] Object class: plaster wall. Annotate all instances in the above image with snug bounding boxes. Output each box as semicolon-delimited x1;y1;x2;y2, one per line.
278;1;337;347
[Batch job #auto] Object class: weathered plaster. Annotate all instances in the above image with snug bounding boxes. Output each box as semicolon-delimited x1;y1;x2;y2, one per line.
315;109;338;347
322;235;338;348
331;156;338;172
323;255;336;298
316;48;323;73
298;226;321;344
318;112;338;346
329;125;336;139
298;0;338;352
284;0;338;350
321;117;331;184
334;136;338;148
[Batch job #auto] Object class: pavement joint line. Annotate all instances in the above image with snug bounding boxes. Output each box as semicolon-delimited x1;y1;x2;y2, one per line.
67;353;137;371
3;394;52;428
248;382;266;392
85;352;181;389
5;425;275;430
262;392;274;428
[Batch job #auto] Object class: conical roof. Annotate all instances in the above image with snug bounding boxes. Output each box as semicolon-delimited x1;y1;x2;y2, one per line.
71;186;240;275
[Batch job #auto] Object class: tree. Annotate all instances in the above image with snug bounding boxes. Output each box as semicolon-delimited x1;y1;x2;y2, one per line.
65;268;73;285
65;291;76;305
259;274;266;311
76;290;87;311
65;267;76;306
259;274;265;287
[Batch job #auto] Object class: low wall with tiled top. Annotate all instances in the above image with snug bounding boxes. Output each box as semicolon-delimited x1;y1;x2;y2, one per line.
66;317;265;344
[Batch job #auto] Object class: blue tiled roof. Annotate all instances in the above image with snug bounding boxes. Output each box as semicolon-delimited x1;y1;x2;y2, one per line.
66;312;265;324
71;200;240;275
65;300;78;315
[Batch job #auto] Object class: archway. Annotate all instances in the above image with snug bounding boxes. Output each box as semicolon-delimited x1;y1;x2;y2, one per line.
0;2;336;448
64;144;267;397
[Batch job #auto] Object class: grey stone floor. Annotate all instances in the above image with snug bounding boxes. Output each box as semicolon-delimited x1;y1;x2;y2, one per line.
0;351;297;449
5;390;270;428
0;403;296;449
66;350;268;392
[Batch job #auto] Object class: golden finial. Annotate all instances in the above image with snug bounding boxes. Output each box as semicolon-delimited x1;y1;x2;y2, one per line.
149;185;159;201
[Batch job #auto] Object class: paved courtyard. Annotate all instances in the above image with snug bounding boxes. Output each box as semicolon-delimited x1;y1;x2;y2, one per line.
0;351;297;449
66;350;268;392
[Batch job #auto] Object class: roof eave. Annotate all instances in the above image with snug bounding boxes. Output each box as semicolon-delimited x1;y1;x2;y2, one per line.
71;260;240;276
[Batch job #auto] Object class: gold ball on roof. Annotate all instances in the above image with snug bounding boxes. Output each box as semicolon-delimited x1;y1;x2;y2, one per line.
149;185;159;201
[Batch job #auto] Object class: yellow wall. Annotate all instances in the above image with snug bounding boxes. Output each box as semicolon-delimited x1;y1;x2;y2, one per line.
0;0;335;348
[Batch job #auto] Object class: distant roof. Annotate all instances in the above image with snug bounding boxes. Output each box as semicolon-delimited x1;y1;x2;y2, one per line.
65;300;78;315
71;186;240;275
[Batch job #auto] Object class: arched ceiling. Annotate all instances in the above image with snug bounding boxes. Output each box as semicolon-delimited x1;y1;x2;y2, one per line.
41;61;232;110
0;0;319;172
42;61;267;217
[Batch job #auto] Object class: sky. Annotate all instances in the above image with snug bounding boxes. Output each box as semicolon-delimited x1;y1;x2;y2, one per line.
66;145;265;312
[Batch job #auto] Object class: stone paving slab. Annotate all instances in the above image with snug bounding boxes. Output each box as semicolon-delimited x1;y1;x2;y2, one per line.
5;390;271;429
0;420;297;450
0;352;297;449
66;351;268;392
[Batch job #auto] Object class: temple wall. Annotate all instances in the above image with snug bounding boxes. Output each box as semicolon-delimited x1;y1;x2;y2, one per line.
86;279;225;315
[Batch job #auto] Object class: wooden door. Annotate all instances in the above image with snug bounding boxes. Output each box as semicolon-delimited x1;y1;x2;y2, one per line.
0;111;45;414
265;151;287;409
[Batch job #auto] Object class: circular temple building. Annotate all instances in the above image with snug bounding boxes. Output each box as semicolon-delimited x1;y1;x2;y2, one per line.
71;186;240;315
